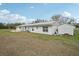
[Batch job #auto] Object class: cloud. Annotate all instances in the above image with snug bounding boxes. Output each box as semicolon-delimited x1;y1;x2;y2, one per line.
0;9;27;23
1;9;10;14
0;3;2;6
30;6;35;9
75;16;79;23
0;9;10;16
0;9;10;20
63;11;71;17
27;19;35;22
14;15;27;23
9;14;27;23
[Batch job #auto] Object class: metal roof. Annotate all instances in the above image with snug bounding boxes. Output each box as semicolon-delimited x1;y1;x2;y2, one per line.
16;21;75;27
17;21;57;27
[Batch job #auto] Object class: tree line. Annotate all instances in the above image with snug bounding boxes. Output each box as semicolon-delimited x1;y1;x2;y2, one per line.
0;14;79;29
31;15;79;27
0;23;23;29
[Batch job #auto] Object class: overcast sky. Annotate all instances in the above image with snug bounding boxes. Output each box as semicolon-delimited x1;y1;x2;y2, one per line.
0;3;79;23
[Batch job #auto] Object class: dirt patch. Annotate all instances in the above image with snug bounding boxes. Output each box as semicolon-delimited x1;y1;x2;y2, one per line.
0;34;79;56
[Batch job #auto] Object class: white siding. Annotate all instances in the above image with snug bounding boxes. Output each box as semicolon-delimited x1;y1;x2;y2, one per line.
16;27;21;32
29;26;53;35
16;26;25;31
16;25;57;35
58;24;75;35
20;27;25;31
16;24;75;35
51;26;57;34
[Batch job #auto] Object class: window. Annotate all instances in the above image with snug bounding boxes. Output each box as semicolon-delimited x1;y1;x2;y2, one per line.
43;26;48;32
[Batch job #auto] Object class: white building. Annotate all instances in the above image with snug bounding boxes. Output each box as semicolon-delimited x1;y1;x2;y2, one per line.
16;21;75;35
58;24;75;35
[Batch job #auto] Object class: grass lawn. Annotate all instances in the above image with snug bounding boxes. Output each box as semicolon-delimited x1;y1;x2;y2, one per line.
0;29;79;56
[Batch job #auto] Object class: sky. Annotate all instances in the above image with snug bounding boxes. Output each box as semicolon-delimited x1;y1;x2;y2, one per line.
0;3;79;23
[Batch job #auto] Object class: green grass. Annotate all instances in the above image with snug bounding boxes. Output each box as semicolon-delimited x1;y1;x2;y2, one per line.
0;29;79;42
0;28;79;55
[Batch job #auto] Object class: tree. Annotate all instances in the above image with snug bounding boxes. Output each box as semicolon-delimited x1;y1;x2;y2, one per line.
6;23;23;29
31;19;48;24
67;18;75;24
51;15;75;24
51;15;62;21
74;23;79;28
0;22;23;29
0;23;8;29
